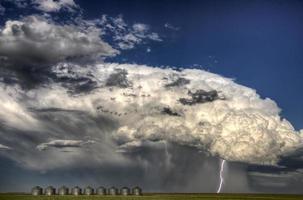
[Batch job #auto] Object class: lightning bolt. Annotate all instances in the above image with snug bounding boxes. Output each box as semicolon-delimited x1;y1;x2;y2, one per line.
216;159;226;193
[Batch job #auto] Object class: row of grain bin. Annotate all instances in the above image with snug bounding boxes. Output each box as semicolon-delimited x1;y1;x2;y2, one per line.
31;186;142;196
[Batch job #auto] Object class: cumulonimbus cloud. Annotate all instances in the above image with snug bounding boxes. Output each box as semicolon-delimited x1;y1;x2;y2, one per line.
0;63;302;170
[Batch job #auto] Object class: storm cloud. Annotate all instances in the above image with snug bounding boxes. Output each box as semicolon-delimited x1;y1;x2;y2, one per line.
0;0;303;194
0;63;302;172
0;10;302;193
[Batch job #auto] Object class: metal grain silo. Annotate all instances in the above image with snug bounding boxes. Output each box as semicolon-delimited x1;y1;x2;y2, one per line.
58;186;69;195
45;186;56;196
108;186;118;195
31;186;42;196
72;186;82;195
132;186;142;195
84;186;94;195
96;186;106;195
120;187;130;196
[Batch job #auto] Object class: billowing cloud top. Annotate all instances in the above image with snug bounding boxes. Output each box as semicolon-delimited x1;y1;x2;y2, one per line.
0;63;302;170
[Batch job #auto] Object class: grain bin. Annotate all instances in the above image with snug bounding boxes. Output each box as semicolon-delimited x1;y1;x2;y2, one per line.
84;186;94;195
58;185;69;195
96;186;106;195
31;186;42;196
120;187;130;196
45;186;56;196
108;186;118;195
132;186;142;195
72;186;82;195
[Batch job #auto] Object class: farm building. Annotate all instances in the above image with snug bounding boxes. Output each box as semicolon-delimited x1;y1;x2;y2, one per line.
84;186;94;195
30;185;142;196
31;186;42;196
132;186;142;195
108;186;118;195
120;187;130;195
72;186;82;195
58;186;69;195
96;186;106;195
45;186;56;196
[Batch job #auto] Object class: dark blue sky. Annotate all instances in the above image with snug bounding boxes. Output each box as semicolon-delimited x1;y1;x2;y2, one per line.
77;0;303;130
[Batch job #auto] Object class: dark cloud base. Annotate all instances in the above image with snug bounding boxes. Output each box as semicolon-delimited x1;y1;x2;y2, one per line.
0;144;250;193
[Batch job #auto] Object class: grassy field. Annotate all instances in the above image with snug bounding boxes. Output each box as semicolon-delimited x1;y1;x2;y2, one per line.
0;194;303;200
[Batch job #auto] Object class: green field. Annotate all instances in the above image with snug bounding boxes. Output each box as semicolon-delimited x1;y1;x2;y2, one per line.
0;194;303;200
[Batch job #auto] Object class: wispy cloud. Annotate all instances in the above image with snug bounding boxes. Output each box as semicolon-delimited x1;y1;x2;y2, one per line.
89;15;162;50
164;23;180;31
33;0;78;12
37;139;95;151
0;144;11;150
2;0;28;9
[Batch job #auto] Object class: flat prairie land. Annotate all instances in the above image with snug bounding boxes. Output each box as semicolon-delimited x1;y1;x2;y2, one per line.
0;194;303;200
